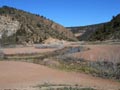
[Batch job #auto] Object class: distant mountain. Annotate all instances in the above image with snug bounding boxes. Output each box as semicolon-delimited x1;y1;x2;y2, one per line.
0;6;77;45
69;14;120;41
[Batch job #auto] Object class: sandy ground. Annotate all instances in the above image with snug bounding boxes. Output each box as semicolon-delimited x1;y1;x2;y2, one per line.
0;61;120;90
71;45;120;62
75;33;83;37
2;47;57;55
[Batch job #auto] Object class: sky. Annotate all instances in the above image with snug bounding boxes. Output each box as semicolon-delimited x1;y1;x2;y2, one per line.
0;0;120;27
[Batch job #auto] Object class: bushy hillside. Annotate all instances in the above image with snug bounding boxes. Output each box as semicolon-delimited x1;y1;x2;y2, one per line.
70;14;120;41
89;14;120;41
0;6;77;45
67;23;105;41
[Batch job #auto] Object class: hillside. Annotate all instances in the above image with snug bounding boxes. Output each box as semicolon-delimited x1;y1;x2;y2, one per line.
89;14;120;41
69;14;120;41
67;23;105;41
0;6;77;46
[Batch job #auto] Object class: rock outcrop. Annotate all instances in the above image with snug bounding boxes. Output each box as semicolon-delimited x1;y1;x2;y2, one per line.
0;15;20;38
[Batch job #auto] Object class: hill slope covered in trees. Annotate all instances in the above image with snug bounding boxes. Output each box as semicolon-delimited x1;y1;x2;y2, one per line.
89;14;120;41
67;23;105;41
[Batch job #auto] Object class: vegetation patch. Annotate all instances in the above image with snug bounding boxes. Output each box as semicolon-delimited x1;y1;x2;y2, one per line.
56;58;120;81
33;83;95;90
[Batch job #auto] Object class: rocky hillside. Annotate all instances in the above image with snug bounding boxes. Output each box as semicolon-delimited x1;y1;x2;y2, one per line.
0;6;77;45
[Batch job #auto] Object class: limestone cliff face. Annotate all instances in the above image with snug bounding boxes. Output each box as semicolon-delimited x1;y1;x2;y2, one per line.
0;15;20;38
0;6;77;45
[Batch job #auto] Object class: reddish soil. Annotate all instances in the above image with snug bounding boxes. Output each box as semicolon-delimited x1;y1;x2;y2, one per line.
3;47;56;55
71;45;120;62
0;61;120;90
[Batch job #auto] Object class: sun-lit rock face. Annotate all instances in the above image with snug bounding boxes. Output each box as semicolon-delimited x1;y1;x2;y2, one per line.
0;15;20;38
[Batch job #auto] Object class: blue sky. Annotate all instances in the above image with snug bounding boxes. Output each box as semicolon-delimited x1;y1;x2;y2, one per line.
0;0;120;27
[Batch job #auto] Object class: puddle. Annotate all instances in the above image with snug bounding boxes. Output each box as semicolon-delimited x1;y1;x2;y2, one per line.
63;46;85;54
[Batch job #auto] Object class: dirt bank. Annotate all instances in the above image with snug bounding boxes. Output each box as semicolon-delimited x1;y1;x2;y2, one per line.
0;61;119;90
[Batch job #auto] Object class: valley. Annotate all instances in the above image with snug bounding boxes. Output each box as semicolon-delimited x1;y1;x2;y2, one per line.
0;6;120;90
